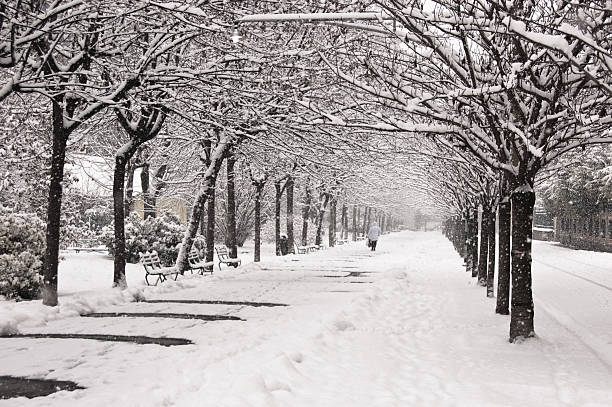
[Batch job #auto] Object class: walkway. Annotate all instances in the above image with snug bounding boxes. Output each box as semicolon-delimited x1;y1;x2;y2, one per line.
1;232;611;406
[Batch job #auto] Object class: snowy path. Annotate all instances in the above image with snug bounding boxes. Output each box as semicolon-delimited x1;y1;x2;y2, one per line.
1;232;612;406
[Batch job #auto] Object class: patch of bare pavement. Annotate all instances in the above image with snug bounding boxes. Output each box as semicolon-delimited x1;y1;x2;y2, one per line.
0;376;83;400
81;312;244;321
140;299;287;307
0;333;193;346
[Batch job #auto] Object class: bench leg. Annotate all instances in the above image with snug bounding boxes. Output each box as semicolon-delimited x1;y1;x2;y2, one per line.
145;273;162;286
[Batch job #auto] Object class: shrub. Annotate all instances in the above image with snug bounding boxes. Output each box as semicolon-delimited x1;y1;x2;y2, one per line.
0;207;45;300
101;212;186;266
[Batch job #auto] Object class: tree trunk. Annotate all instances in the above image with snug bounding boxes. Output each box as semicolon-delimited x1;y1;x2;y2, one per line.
471;209;479;278
315;194;330;246
463;213;469;261
176;140;231;274
352;205;357;241
112;153;132;289
205;184;215;272
496;199;511;314
486;211;496;297
286;176;294;253
477;209;489;286
225;150;237;258
141;163;155;219
254;184;263;262
301;183;311;246
342;204;349;239
509;189;536;342
125;162;135;217
275;181;282;256
361;206;368;236
339;203;346;238
328;197;337;247
42;103;69;306
151;164;167;218
199;204;206;236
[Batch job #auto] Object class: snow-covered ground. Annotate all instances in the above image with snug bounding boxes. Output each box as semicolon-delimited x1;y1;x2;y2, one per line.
1;231;611;406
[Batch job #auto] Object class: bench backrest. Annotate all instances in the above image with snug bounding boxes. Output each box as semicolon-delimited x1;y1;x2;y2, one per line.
215;246;231;259
188;249;201;265
139;250;162;271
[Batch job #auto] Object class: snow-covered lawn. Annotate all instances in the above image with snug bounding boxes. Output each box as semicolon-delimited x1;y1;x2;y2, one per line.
1;231;611;406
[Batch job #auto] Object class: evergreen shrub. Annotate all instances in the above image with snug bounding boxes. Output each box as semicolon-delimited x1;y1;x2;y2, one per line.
101;212;186;266
0;207;45;300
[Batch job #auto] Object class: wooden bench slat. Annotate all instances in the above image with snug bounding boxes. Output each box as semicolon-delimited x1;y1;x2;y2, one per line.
139;250;179;286
188;249;214;274
214;246;241;270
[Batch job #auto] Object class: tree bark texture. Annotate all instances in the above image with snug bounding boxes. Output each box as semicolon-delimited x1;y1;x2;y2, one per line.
286;176;294;253
486;211;496;297
477;210;489;286
509;190;536;342
42;103;69;306
225;151;237;259
496;199;511;315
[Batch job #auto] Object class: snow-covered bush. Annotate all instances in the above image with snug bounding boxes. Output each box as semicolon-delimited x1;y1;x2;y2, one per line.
101;212;186;266
0;207;45;300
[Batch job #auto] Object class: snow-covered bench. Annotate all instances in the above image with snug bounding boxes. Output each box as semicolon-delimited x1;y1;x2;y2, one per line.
335;233;349;245
188;249;214;274
214;246;241;269
139;250;179;286
294;242;319;254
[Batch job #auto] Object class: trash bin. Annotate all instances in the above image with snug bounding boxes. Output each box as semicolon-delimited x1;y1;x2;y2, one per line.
279;234;288;255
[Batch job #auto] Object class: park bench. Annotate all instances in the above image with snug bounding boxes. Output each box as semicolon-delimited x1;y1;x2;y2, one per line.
294;242;320;254
294;243;309;254
214;246;241;269
139;250;179;286
67;239;107;253
335;233;349;245
188;249;215;274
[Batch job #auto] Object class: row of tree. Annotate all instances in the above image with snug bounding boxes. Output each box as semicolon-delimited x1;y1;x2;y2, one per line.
263;0;611;342
2;1;610;345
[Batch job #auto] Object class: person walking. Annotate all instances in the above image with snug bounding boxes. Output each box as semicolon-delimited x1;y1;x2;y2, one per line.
367;222;381;251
